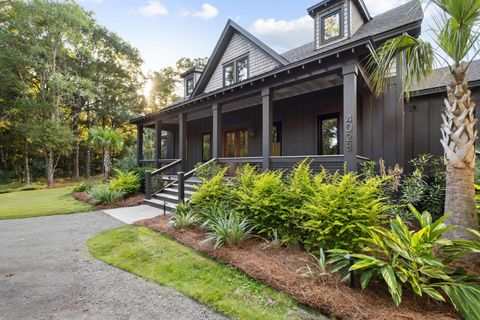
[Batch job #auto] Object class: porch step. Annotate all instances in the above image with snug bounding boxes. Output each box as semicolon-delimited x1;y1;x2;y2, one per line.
143;198;177;213
143;178;201;213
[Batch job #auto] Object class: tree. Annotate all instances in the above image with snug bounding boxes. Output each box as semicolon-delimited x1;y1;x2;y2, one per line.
90;127;123;180
149;57;208;111
367;0;480;239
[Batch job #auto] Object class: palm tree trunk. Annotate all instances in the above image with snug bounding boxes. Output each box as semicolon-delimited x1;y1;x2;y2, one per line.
104;149;111;180
441;63;479;240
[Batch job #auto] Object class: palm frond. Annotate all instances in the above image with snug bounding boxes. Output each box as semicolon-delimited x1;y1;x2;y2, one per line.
366;34;434;100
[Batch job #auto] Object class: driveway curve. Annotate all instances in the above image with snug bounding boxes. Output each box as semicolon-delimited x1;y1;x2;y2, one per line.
0;212;225;320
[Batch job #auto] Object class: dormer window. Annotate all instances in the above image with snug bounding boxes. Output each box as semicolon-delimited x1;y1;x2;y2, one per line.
185;75;194;96
223;55;249;87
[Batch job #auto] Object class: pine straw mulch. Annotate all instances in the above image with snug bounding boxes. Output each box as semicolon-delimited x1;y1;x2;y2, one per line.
73;192;144;209
134;215;465;320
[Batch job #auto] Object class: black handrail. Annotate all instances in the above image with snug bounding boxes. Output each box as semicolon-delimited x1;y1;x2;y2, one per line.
177;158;217;203
145;159;182;199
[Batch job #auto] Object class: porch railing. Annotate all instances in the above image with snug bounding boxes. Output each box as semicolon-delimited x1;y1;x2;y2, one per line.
270;155;344;172
145;159;182;200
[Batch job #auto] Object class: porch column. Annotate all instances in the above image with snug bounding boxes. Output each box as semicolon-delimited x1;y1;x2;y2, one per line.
178;112;187;170
154;119;162;168
343;62;358;172
262;88;272;171
212;103;222;159
136;124;143;166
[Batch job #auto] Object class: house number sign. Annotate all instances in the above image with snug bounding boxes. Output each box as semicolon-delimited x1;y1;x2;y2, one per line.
345;114;353;151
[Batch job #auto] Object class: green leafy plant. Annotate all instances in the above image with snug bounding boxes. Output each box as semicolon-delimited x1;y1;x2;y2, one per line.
299;248;328;279
109;169;141;195
194;161;225;181
301;172;388;251
87;184;125;205
190;168;235;211
171;202;198;229
328;205;480;320
73;181;94;193
203;210;255;249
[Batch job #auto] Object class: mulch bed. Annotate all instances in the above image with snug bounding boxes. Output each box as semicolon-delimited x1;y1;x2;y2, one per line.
135;215;462;320
73;192;144;209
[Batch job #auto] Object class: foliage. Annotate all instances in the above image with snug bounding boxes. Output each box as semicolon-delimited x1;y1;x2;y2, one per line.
73;181;94;193
190;167;234;211
203;211;255;249
194;161;225;181
328;205;480;320
299;248;328;279
363;155;446;220
87;184;124;205
110;169;140;195
301;172;388;251
171;202;198;229
0;0;145;186
191;160;388;252
197;201;231;228
88;226;321;320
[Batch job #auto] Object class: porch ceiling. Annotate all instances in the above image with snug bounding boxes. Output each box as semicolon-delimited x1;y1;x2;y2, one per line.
164;73;344;123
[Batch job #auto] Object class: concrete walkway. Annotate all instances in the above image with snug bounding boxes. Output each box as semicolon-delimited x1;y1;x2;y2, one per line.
0;212;225;320
103;205;162;224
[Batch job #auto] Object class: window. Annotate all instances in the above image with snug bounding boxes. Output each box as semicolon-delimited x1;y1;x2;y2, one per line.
321;10;342;43
185;75;194;96
223;63;235;86
202;133;211;162
236;57;248;82
223;55;249;87
318;114;340;155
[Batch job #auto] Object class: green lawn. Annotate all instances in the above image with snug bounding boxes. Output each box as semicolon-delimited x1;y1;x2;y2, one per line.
88;226;326;320
0;186;93;219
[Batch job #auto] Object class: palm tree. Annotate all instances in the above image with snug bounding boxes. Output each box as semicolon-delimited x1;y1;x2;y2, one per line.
367;0;480;240
89;127;123;180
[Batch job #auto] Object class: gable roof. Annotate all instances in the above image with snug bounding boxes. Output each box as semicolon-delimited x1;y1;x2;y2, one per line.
283;0;422;63
411;60;480;94
308;0;371;21
191;19;289;97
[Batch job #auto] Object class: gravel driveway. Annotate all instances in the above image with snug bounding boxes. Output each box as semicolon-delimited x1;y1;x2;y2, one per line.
0;212;225;320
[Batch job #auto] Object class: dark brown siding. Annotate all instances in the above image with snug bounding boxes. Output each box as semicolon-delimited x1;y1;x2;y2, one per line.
404;88;480;171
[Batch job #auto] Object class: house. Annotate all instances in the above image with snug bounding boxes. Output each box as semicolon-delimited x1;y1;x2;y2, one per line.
130;0;480;207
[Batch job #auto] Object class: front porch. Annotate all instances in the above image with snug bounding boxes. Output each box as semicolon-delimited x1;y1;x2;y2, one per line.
135;60;380;175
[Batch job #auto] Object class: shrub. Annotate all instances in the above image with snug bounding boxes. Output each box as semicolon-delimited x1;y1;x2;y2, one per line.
300;172;388;251
235;168;290;237
190;167;234;211
194;161;225;181
87;184;125;205
203;210;255;249
110;169;141;195
73;181;94;193
328;206;480;320
171;202;198;229
197;201;231;228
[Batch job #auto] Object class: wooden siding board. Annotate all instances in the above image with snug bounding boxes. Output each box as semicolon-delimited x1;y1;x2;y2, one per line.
204;32;280;93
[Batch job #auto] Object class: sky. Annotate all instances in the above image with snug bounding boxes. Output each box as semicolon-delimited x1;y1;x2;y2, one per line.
78;0;438;75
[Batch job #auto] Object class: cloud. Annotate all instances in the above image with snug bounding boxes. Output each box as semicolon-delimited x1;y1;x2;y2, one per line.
138;1;168;17
184;3;218;20
250;15;314;51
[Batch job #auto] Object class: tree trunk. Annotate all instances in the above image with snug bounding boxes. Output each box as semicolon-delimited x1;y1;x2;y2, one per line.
441;63;479;240
104;149;111;180
85;102;91;179
24;141;30;185
86;148;91;179
45;150;54;188
73;139;80;179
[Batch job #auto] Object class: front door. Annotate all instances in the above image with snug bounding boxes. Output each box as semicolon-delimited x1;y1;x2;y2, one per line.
223;128;249;173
